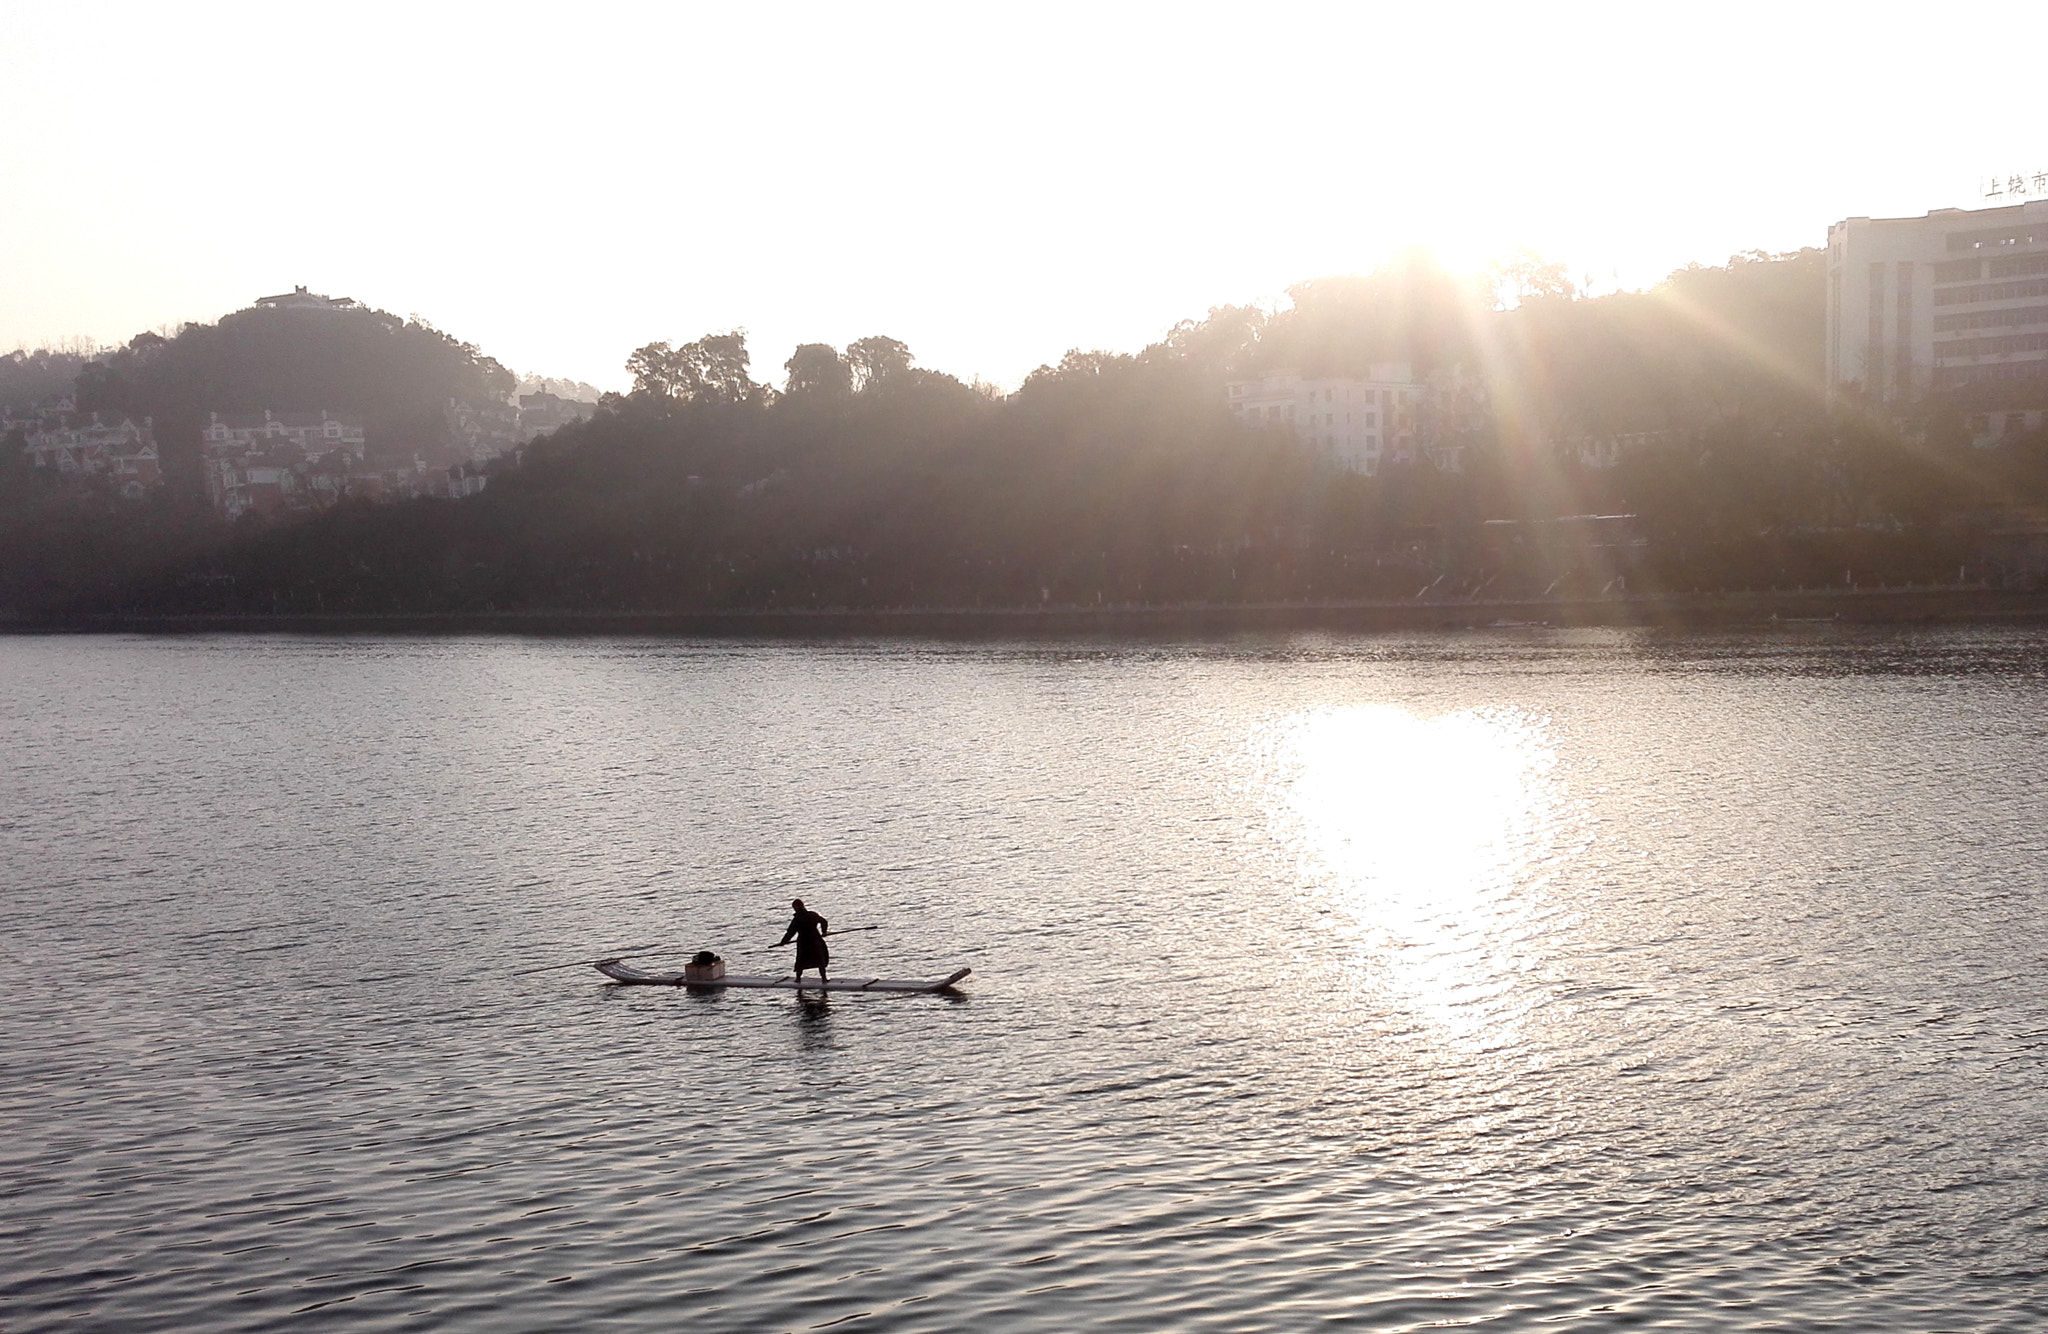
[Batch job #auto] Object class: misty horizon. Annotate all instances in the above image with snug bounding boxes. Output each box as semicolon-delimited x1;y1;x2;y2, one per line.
7;3;2041;394
3;241;1822;399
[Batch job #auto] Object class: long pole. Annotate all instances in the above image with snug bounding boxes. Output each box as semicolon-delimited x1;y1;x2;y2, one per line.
514;943;673;976
525;924;890;973
754;925;884;952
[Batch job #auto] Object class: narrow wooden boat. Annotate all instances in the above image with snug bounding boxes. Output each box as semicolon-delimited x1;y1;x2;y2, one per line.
595;959;970;993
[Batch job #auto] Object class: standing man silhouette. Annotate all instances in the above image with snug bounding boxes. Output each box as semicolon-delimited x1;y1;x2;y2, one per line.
779;898;830;989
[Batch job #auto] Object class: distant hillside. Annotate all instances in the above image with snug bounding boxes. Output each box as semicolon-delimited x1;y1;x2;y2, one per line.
516;374;604;404
74;305;516;490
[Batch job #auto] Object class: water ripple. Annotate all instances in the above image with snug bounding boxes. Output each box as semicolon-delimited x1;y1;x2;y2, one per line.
2;630;2046;1330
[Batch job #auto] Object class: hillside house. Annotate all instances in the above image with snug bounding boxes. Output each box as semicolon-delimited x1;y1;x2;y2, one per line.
515;389;597;443
8;401;162;497
202;410;365;459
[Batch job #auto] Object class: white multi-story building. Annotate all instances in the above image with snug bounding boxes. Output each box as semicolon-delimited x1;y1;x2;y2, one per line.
200;410;366;519
202;410;366;458
1226;364;1419;474
1827;199;2048;410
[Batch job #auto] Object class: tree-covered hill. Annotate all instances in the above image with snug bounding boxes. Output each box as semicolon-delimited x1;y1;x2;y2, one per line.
110;341;1324;615
75;304;515;489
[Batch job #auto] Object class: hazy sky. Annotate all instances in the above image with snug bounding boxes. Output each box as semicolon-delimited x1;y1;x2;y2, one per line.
3;1;2044;391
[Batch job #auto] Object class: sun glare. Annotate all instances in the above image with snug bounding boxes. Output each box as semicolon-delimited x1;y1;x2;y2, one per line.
1255;705;1582;1044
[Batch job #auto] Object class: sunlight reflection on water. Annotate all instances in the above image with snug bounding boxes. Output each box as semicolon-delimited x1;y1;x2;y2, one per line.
1252;705;1587;1046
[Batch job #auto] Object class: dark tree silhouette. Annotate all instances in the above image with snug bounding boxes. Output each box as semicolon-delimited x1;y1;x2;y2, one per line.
783;343;852;398
846;336;913;391
627;332;758;405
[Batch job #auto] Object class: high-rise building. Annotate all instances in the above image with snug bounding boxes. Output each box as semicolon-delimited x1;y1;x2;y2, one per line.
1827;199;2048;409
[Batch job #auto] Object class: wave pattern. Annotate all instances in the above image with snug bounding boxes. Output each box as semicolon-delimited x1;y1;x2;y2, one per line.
2;629;2045;1331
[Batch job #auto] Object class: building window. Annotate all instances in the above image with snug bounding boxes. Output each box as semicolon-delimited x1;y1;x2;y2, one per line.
1947;226;2047;253
1934;332;2048;359
1934;278;2048;307
1989;253;2048;281
1933;305;2048;333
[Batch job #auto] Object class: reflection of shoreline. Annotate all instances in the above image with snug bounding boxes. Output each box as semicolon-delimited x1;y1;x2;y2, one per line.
9;586;2046;637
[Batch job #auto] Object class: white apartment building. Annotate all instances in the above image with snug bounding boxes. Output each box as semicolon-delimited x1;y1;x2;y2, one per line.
1827;199;2048;408
1227;364;1419;474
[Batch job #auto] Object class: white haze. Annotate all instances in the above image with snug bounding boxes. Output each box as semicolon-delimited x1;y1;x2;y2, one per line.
1;0;2043;389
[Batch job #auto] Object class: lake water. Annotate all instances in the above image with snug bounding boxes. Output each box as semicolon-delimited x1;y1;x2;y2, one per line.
2;629;2045;1332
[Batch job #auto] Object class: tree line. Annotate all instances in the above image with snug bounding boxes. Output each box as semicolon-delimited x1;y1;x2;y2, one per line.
6;249;2048;619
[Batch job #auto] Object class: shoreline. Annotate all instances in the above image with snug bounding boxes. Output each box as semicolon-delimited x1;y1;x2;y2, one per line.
6;586;2046;637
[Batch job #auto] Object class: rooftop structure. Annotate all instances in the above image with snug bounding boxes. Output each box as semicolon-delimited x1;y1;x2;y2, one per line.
252;285;359;311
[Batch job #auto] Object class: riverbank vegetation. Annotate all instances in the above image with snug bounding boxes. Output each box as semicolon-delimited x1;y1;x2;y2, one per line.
7;250;2048;619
